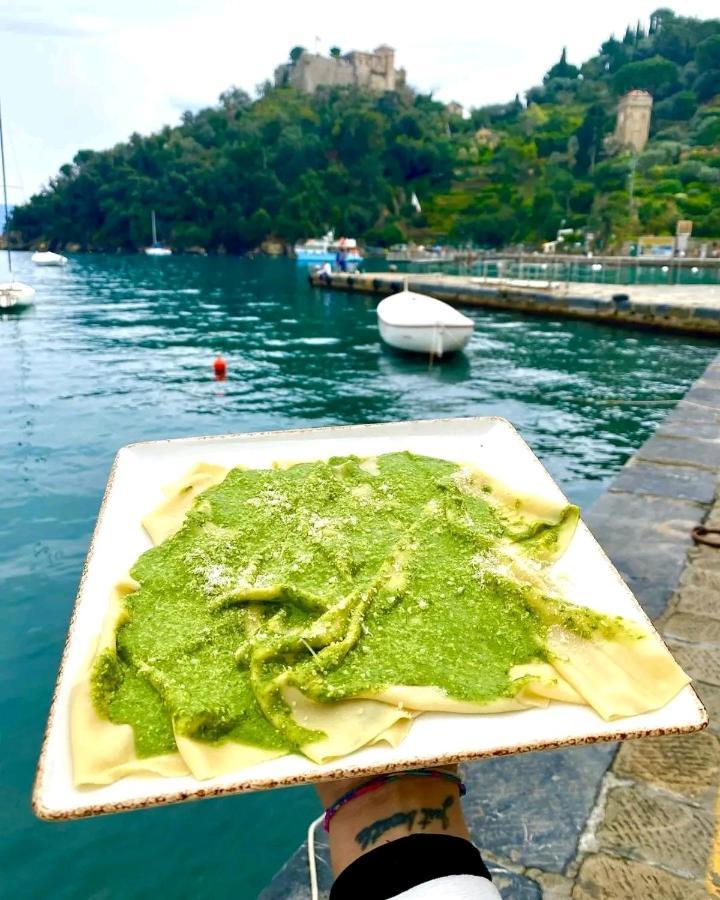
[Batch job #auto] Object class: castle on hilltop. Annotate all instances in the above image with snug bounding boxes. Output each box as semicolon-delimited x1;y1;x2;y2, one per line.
275;45;406;94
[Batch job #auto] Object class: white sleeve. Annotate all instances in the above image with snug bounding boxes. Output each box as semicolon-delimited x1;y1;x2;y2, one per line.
388;873;503;899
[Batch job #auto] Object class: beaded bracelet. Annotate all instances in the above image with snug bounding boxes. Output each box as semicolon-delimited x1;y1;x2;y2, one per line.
322;768;466;832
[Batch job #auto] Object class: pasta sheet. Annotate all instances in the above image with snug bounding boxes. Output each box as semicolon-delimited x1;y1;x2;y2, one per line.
73;456;690;786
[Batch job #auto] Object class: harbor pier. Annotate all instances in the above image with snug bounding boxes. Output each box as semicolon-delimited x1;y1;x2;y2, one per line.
309;271;720;337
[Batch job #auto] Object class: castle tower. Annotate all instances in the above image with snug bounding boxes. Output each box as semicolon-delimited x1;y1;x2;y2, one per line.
373;45;396;91
615;90;653;153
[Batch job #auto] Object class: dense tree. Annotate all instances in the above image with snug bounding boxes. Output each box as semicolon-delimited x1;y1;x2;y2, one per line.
545;48;579;82
649;9;675;35
12;87;456;252
695;35;720;71
692;115;720;146
653;90;697;123
599;37;629;73
573;104;608;175
613;56;678;94
693;65;720;99
654;20;696;65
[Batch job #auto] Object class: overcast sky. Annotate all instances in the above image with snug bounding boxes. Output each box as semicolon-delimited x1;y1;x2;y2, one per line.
1;1;718;199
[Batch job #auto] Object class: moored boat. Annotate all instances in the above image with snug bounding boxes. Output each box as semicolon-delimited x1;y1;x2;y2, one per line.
0;102;34;311
294;231;362;264
144;210;172;256
31;250;68;266
376;290;474;357
0;280;36;311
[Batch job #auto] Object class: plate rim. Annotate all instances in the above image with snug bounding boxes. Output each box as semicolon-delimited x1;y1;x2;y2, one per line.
32;416;708;820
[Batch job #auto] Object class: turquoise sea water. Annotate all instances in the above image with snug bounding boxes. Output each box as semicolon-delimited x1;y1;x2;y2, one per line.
1;253;716;898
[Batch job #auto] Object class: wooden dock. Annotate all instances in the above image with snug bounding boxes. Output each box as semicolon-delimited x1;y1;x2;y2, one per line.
308;271;720;337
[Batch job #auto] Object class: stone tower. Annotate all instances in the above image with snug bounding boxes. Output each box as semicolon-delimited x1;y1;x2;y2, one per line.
615;90;653;153
370;45;396;91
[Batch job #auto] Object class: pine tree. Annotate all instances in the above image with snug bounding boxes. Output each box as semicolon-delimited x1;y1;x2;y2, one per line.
545;47;579;81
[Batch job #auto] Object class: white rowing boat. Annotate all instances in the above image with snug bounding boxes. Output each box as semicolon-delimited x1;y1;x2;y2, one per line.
31;250;68;266
0;280;36;311
376;290;474;357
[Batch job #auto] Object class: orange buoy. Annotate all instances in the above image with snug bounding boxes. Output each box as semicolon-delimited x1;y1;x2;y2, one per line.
213;356;227;379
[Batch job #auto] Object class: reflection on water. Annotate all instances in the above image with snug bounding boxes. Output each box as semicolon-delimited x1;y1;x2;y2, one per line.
377;342;473;382
0;252;716;899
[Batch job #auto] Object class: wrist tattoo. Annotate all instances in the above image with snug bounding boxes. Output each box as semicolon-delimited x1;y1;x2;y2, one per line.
355;794;454;850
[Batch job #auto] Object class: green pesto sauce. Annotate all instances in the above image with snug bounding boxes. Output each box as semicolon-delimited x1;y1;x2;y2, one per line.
91;451;624;755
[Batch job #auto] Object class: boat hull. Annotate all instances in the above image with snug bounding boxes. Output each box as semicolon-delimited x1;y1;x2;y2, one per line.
0;281;36;311
295;250;363;263
31;252;68;266
378;318;472;356
145;247;172;257
376;290;474;357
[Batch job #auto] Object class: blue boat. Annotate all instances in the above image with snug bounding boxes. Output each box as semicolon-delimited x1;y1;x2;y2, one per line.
294;231;363;264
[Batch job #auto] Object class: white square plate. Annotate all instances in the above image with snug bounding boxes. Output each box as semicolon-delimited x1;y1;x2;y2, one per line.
33;417;707;819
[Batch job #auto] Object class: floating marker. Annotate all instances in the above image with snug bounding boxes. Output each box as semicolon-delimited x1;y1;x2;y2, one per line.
213;356;227;378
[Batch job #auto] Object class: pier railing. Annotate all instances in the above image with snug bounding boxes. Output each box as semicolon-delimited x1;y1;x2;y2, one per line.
465;253;720;288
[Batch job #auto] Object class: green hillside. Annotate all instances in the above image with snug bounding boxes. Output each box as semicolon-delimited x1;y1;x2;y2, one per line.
10;8;720;253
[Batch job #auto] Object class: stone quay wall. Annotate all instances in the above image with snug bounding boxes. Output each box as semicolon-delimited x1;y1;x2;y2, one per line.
262;354;720;899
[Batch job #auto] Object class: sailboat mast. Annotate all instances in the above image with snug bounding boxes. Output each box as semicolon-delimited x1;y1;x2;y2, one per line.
0;102;12;274
151;209;157;245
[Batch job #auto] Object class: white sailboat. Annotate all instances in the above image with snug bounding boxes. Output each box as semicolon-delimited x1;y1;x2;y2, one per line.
145;210;172;256
0;102;35;311
377;290;474;357
31;250;68;266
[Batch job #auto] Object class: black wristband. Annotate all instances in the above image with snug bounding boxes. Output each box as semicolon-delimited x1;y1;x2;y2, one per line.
329;833;492;900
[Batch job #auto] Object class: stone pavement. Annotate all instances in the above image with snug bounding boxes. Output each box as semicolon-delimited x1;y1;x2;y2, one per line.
570;513;720;898
473;278;720;310
261;354;720;899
